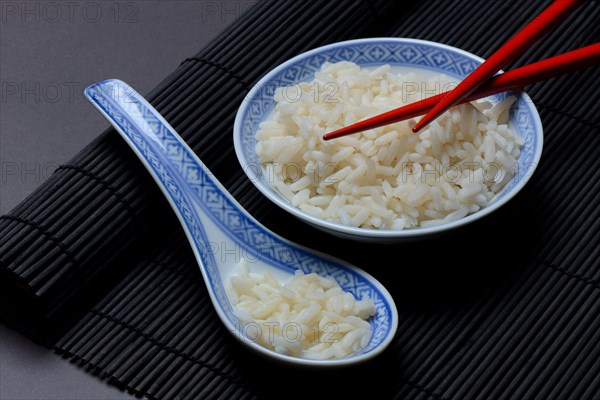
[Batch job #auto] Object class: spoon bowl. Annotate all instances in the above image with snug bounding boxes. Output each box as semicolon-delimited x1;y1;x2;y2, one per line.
84;79;398;367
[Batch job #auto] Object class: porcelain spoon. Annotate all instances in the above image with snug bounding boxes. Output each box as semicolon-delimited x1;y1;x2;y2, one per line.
84;79;398;367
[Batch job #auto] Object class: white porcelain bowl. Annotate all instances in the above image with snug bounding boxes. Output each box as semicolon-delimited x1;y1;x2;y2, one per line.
234;38;543;242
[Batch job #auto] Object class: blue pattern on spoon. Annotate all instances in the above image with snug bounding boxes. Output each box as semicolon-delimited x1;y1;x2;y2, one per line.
84;79;398;366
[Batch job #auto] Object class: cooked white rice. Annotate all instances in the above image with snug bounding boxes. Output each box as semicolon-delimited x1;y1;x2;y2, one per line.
255;61;524;229
227;261;376;359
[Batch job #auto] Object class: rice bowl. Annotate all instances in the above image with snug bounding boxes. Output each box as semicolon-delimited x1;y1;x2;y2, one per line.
234;38;543;241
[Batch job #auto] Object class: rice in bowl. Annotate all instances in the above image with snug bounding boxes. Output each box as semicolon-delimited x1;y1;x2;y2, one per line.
255;61;523;230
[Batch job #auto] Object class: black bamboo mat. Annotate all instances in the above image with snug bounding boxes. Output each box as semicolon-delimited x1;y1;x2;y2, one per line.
2;0;600;399
0;0;409;325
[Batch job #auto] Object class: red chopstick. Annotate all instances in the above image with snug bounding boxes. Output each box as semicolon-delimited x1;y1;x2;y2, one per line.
322;43;600;141
411;0;585;133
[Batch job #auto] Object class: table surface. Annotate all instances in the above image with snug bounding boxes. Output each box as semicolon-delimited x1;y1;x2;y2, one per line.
0;1;248;398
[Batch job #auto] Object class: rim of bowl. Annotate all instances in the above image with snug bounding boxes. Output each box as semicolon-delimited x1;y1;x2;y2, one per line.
233;37;544;238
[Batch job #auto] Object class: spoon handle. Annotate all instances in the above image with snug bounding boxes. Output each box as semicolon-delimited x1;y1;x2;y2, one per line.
85;79;211;238
84;79;237;319
85;79;317;272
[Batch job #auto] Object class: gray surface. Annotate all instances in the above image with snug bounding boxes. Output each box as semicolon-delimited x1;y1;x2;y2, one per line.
0;1;250;398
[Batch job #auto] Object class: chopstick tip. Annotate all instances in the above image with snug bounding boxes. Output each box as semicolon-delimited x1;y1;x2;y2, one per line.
323;126;354;141
411;121;424;133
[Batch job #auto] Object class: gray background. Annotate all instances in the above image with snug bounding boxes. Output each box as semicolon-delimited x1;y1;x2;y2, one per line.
0;1;252;398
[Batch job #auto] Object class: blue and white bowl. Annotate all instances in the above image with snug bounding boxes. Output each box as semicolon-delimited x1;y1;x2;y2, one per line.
234;38;543;241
